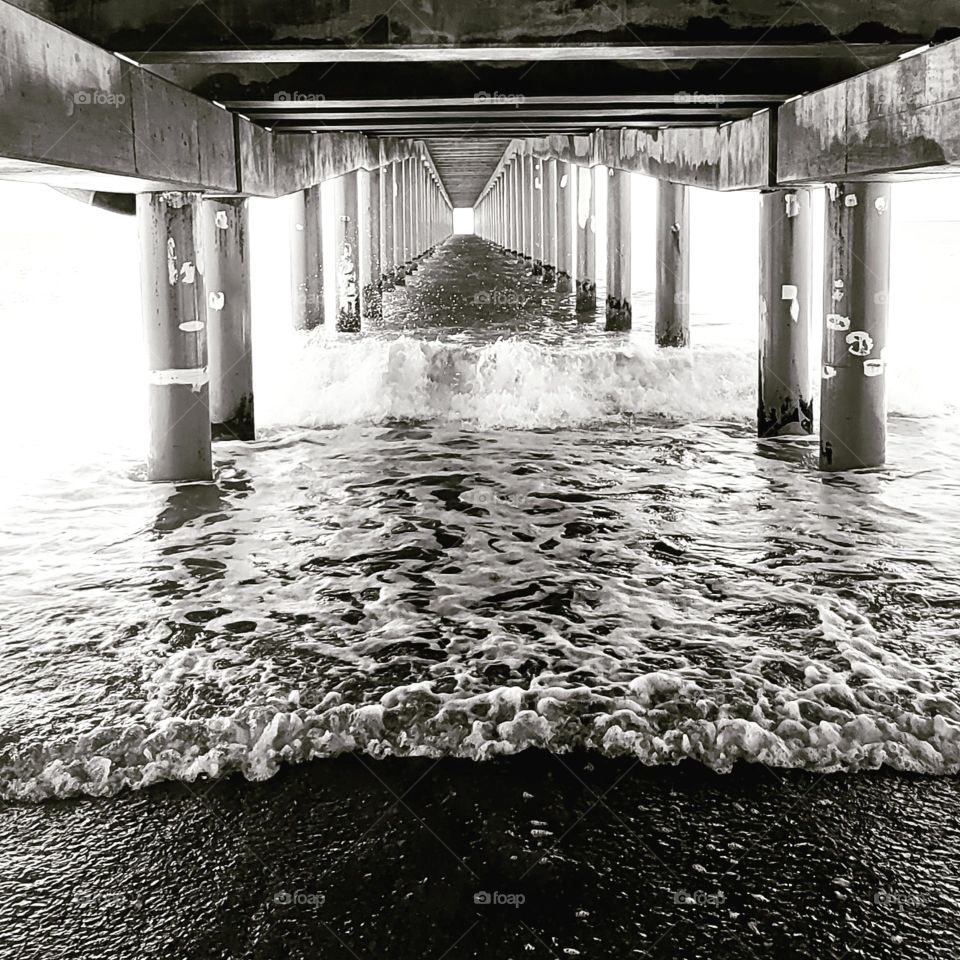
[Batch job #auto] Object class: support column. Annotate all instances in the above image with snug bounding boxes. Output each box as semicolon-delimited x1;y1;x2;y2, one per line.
200;197;254;441
575;165;597;313
557;161;574;293
655;180;690;347
820;182;892;471
290;185;323;330
138;191;212;482
403;160;416;275
531;158;544;274
361;167;382;324
522;154;534;262
758;188;814;438
332;171;362;333
381;162;396;289
542;158;558;284
394;161;407;285
605;168;632;331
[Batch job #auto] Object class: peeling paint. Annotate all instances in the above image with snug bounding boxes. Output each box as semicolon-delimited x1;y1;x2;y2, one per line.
215;210;230;229
161;192;188;209
822;364;837;379
149;366;209;393
846;331;874;356
826;314;851;331
826;183;840;202
863;358;885;377
166;238;177;286
209;291;226;311
180;261;196;284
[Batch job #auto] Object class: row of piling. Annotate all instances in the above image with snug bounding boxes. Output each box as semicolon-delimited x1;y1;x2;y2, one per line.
474;158;892;471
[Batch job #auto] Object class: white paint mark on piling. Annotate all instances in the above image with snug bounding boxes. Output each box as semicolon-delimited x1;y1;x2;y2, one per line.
845;194;858;208
178;320;205;332
781;284;798;300
166;238;177;286
863;359;885;377
180;262;196;284
559;174;568;189
826;314;851;331
208;291;225;311
148;366;209;390
215;210;229;230
846;331;874;356
826;183;840;202
784;194;799;218
161;192;188;209
822;364;837;379
874;197;888;215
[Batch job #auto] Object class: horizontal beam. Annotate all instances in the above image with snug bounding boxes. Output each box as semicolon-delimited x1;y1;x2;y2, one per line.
777;36;960;182
272;123;720;135
224;95;790;110
130;43;914;64
242;108;755;122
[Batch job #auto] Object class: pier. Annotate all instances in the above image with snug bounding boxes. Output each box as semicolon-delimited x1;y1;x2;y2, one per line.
4;2;960;477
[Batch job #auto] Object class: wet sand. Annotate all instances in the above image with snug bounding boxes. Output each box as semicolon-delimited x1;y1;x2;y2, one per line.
2;754;958;959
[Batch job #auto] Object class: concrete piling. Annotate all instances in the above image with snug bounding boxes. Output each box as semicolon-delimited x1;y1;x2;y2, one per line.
290;185;323;330
575;165;597;314
542;158;558;284
200;197;254;441
138;191;212;482
605;168;632;331
361;167;383;323
531;158;544;275
556;161;574;293
759;188;814;438
381;162;396;289
655;180;690;347
332;171;362;333
819;182;892;471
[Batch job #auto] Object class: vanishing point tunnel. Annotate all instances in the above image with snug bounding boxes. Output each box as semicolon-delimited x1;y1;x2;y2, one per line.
3;0;960;477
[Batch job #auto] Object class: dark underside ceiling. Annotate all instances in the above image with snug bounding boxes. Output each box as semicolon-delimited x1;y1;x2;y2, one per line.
8;1;959;205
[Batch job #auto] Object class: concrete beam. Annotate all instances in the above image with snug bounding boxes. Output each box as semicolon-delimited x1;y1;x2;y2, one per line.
0;4;441;198
777;37;960;182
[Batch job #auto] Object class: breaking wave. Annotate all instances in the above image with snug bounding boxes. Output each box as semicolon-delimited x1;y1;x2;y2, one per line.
3;596;960;802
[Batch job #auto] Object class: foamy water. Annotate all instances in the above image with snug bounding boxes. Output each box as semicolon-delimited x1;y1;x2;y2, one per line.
1;186;959;802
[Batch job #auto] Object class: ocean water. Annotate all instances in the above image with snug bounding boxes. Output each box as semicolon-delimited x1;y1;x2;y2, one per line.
1;182;959;806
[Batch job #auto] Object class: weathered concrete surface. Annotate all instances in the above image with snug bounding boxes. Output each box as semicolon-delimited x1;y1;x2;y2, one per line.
10;0;959;50
0;5;447;198
477;114;774;207
778;36;960;182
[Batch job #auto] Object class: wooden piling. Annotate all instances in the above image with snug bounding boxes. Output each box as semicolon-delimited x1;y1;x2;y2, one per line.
200;197;254;441
820;182;892;471
531;157;544;275
655;180;690;347
759;188;814;437
290;185;323;330
605;167;632;331
138;191;212;482
332;171;362;333
575;165;597;313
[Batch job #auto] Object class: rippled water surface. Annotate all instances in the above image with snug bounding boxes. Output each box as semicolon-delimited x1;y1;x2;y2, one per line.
2;234;959;803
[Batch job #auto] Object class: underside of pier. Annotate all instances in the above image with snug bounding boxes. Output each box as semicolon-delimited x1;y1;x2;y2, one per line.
3;0;960;475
